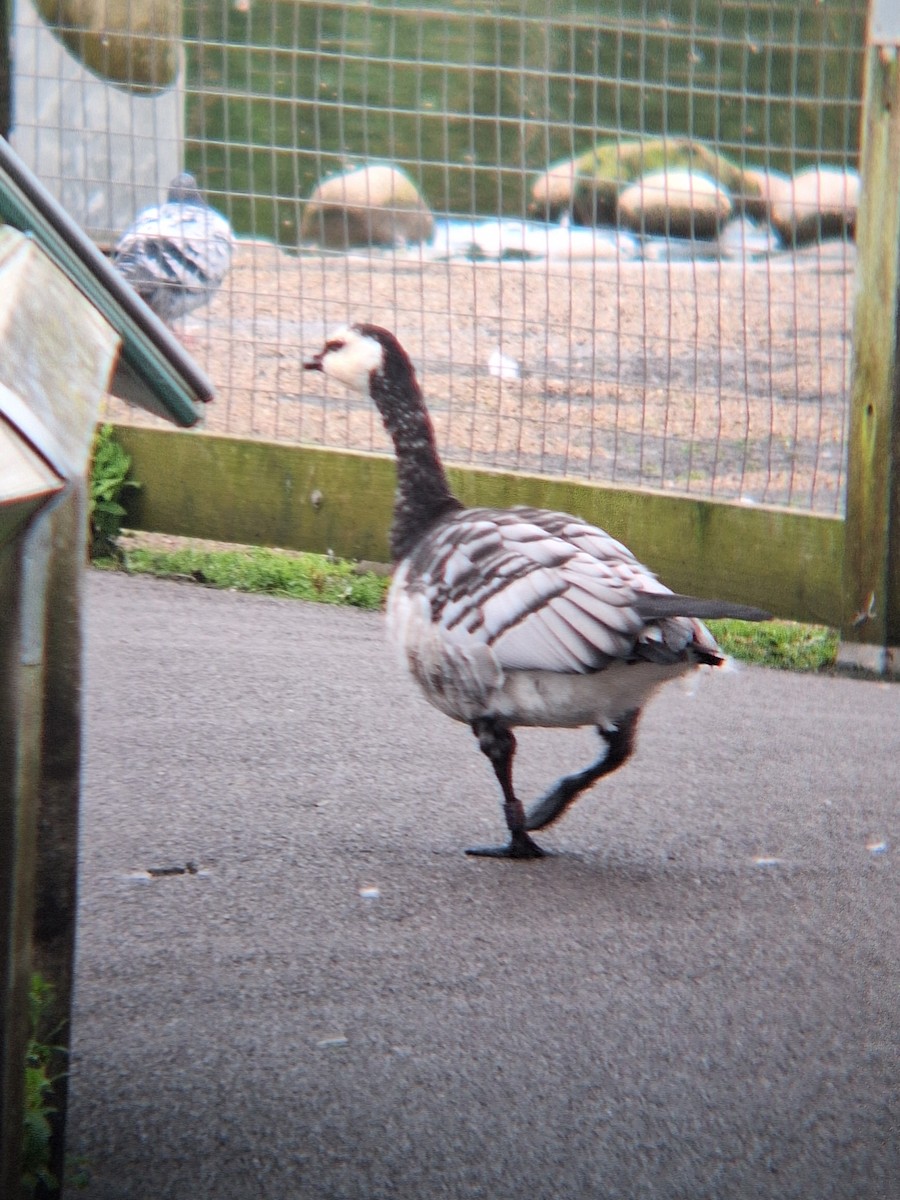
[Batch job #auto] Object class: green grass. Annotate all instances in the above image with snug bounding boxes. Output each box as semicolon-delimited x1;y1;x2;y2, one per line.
100;536;838;673
707;618;838;673
107;540;391;610
22;975;65;1196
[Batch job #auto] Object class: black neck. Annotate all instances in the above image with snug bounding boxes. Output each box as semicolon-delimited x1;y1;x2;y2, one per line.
370;372;462;562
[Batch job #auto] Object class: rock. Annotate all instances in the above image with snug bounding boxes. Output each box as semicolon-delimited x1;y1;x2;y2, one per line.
530;138;759;226
300;165;434;249
529;160;580;221
33;0;182;93
741;167;792;222
769;166;860;247
617;169;733;239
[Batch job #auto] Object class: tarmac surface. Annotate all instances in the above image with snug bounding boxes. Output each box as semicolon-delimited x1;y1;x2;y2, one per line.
69;571;899;1199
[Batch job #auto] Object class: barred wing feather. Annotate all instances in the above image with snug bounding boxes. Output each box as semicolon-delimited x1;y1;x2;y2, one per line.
392;507;711;685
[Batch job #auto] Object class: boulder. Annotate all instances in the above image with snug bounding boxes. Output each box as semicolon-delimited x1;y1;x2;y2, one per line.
769;166;860;247
33;0;181;93
301;164;434;249
529;160;580;221
530;138;759;226
617;169;733;239
741;167;792;222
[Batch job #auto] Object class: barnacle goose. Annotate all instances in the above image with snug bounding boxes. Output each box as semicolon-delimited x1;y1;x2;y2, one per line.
112;173;234;326
305;324;769;859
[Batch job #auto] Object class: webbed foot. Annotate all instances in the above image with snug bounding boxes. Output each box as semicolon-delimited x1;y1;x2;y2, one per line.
465;831;547;859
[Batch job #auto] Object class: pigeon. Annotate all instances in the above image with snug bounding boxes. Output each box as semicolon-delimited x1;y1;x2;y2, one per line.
112;173;234;326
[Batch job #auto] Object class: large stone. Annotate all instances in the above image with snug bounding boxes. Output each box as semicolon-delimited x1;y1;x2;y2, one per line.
33;0;182;93
530;137;759;226
617;169;732;239
741;167;793;222
529;159;580;221
300;164;434;249
769;166;860;247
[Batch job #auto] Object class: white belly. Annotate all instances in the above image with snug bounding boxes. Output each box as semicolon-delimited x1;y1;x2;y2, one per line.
424;659;697;730
387;573;708;732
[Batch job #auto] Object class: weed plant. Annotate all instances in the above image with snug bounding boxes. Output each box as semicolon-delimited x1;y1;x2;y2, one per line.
22;975;65;1196
118;543;391;610
89;424;140;559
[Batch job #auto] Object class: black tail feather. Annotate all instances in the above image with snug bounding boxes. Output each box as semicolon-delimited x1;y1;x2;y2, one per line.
636;594;771;622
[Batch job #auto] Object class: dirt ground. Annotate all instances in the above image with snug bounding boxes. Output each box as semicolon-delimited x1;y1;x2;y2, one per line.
102;238;856;513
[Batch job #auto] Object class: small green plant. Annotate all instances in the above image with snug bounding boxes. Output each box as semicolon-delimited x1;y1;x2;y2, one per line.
120;543;391;610
708;617;838;672
89;424;141;560
22;974;66;1196
100;534;840;673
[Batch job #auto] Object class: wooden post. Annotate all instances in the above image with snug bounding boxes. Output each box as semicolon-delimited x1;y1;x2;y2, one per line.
839;2;900;675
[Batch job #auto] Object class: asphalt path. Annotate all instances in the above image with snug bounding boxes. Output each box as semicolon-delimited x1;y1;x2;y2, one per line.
69;571;899;1199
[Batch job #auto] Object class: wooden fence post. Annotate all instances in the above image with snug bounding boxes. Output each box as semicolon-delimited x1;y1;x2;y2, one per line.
839;0;900;675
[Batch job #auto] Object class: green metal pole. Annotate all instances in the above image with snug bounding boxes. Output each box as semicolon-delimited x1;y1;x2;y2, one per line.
0;520;52;1200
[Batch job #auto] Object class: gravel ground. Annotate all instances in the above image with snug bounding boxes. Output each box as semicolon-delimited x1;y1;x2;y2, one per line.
103;239;856;512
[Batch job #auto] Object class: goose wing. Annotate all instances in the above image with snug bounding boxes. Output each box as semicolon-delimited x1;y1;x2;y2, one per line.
393;506;732;693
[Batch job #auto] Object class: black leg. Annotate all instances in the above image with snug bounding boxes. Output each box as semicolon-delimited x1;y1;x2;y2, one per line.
467;718;546;859
525;708;642;832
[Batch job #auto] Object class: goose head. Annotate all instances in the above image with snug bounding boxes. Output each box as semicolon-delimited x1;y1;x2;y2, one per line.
304;324;387;393
304;324;458;557
303;323;418;397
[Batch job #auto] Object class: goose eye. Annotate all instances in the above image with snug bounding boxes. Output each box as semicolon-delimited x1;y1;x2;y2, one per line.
325;338;345;353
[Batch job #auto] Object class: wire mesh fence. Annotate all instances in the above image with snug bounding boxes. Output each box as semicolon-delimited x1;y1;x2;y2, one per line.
9;0;868;513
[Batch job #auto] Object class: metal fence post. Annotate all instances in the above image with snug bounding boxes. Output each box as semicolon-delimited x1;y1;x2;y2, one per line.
0;227;120;1199
839;0;900;675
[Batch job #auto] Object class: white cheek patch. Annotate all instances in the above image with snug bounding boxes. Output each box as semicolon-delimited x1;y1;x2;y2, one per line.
354;332;386;376
322;328;385;392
